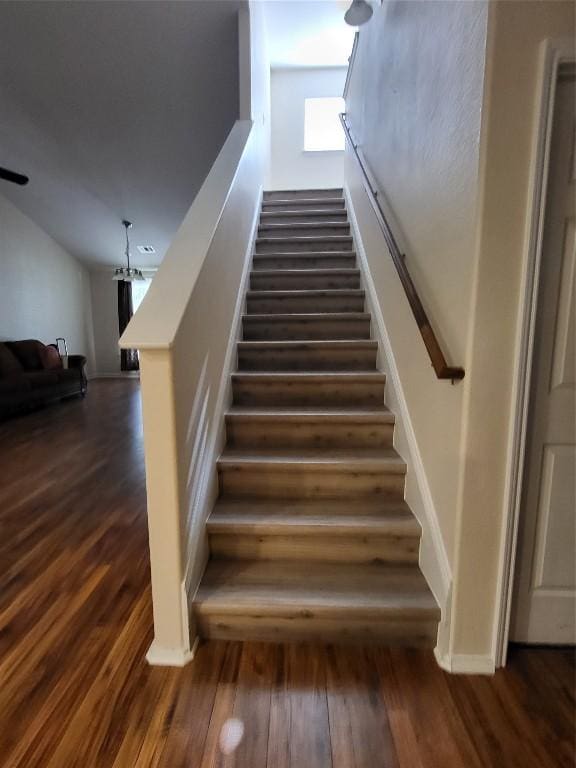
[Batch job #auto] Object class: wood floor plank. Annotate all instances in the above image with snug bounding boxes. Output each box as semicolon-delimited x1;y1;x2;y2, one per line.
2;572;148;766
43;589;153;768
199;641;243;768
157;641;229;768
267;644;332;768
488;648;575;767
373;649;426;768
267;645;292;768
384;649;482;768
221;642;278;768
326;645;399;768
111;666;181;768
285;644;332;768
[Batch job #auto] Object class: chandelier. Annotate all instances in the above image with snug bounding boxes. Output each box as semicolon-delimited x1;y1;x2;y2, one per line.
112;220;145;282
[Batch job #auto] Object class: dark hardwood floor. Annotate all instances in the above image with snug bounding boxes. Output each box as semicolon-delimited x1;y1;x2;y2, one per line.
0;379;574;767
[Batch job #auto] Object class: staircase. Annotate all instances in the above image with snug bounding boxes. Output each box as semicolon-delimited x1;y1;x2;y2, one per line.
193;188;440;646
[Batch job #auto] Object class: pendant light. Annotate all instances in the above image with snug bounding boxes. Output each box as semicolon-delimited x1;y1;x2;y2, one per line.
344;0;373;26
112;219;145;281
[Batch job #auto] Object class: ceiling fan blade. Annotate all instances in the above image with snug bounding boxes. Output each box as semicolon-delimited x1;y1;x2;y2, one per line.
0;167;29;186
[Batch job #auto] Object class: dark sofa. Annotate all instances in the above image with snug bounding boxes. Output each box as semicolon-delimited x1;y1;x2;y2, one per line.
0;339;87;419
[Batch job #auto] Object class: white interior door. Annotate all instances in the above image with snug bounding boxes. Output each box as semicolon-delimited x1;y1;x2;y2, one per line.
511;69;576;644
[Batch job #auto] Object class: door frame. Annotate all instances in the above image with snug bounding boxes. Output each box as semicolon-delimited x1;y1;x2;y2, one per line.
494;37;576;667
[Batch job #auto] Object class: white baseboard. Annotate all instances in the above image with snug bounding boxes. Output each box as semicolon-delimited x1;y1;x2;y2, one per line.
434;647;495;675
146;636;199;667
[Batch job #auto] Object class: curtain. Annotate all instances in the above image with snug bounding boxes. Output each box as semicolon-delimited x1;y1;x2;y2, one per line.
118;280;139;372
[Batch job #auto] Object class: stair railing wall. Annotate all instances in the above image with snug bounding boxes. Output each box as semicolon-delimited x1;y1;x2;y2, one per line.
120;120;264;666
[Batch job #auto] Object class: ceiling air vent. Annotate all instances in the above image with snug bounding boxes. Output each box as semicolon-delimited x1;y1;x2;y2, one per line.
137;245;155;254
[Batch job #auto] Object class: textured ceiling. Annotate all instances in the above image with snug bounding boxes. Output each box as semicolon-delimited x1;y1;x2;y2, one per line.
0;0;241;269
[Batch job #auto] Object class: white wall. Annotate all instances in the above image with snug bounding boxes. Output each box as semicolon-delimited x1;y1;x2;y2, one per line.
270;67;346;189
241;0;271;186
344;0;487;668
89;271;120;375
345;0;488;575
450;0;575;664
345;0;575;670
0;192;95;370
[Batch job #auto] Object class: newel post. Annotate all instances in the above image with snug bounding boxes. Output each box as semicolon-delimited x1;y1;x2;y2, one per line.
138;348;192;665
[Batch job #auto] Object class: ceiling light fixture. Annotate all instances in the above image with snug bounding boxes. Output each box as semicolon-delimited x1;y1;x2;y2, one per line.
344;0;373;27
113;219;145;282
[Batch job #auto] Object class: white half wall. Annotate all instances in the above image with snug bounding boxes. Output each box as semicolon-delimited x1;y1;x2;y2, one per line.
0;192;95;371
269;67;346;190
119;3;270;666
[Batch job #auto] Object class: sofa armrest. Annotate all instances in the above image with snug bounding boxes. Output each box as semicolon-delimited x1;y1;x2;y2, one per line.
67;355;87;394
68;354;86;370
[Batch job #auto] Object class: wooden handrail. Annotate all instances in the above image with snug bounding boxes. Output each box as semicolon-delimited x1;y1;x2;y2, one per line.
339;113;465;382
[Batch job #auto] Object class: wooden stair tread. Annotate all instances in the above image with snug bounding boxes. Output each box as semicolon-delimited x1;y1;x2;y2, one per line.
237;339;376;348
218;447;405;470
195;560;438;618
208;508;419;536
262;198;344;207
264;188;343;195
232;371;385;381
253;251;356;263
251;268;359;276
260;209;347;218
243;312;369;322
256;235;353;244
210;497;412;518
246;289;364;297
259;222;351;230
226;405;393;421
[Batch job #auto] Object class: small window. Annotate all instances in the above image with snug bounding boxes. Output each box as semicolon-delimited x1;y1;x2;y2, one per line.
304;96;345;152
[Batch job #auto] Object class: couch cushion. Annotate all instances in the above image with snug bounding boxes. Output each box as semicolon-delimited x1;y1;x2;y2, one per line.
0;343;23;377
0;375;30;395
25;371;59;390
7;340;44;371
40;344;63;370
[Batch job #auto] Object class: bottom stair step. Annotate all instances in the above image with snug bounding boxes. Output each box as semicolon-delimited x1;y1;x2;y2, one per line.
194;560;439;646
